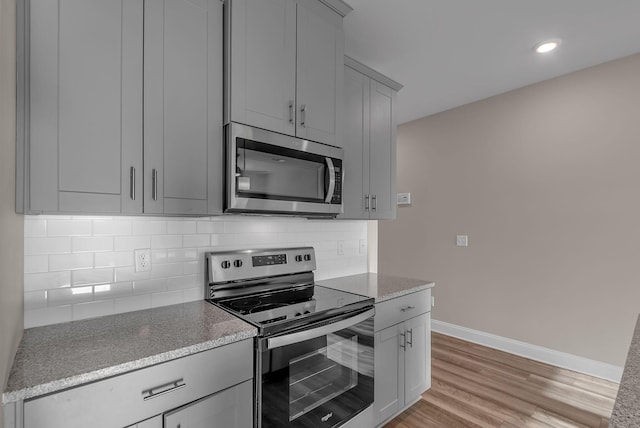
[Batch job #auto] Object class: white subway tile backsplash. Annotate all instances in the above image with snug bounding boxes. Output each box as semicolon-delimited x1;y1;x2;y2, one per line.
24;271;71;292
167;275;198;290
24;255;48;274
151;290;183;308
152;235;182;249
73;300;114;321
114;236;151;251
196;221;224;234
93;219;132;236
24;215;369;327
25;305;72;328
167;221;196;235
114;294;152;313
72;268;115;286
183;234;210;248
132;220;167;236
24;291;48;310
47;219;92;236
48;286;93;306
132;278;167;295
24;219;47;237
49;253;94;271
72;236;113;253
94;251;133;268
25;237;71;255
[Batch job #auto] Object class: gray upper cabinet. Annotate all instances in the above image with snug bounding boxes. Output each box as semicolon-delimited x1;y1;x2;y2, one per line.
144;0;223;215
225;0;350;148
21;0;144;214
17;0;223;215
341;57;402;220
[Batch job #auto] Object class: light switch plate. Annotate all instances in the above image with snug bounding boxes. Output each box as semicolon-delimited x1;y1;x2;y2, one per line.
397;193;411;205
456;235;468;247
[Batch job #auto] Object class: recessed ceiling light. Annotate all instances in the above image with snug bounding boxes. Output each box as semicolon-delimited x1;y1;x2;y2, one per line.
534;39;561;54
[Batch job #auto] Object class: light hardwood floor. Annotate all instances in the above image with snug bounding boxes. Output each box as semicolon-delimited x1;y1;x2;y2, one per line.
385;332;619;428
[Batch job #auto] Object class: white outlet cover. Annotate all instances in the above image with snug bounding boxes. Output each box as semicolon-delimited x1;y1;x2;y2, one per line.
135;249;151;272
456;235;468;247
397;193;411;205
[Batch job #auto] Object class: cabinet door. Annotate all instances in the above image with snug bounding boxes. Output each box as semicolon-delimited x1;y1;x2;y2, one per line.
227;0;297;135
373;324;404;426
341;66;369;219
144;0;223;215
28;0;143;214
404;312;431;404
368;80;397;220
164;380;253;428
296;0;344;147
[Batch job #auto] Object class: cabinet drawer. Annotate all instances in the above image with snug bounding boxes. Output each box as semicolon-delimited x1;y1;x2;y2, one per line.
24;339;252;428
375;289;431;332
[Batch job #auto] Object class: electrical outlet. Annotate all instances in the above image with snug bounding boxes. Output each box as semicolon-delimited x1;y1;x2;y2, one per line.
359;239;367;254
337;240;344;256
135;249;151;272
456;235;468;247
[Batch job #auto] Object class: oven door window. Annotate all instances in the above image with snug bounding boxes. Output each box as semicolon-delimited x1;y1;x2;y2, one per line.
261;317;374;427
236;138;330;203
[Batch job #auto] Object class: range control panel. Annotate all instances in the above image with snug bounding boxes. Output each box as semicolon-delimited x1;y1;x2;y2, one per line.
206;247;316;284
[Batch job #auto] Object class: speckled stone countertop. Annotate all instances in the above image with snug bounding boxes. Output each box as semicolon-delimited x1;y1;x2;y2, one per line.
317;273;434;303
610;315;640;427
3;300;256;404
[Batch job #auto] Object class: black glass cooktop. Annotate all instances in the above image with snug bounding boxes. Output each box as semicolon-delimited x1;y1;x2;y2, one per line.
211;284;373;335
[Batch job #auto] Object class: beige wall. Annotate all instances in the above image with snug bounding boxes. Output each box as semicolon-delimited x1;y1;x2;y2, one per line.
379;53;640;367
0;0;24;425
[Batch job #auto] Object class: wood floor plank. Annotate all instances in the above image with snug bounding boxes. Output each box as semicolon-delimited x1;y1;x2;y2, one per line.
384;332;619;428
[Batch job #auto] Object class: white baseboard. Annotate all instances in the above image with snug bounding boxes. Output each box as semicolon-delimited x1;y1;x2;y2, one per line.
432;319;623;383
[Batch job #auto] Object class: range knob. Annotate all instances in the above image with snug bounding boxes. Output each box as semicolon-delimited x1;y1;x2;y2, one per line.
304;254;311;261
233;259;243;268
221;260;231;269
295;255;303;262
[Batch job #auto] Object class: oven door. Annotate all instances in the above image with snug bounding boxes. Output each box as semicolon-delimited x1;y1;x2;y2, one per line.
257;308;374;428
226;122;343;217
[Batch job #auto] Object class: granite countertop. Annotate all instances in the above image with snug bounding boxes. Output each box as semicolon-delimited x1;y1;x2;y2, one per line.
317;273;434;303
610;315;640;427
3;300;257;404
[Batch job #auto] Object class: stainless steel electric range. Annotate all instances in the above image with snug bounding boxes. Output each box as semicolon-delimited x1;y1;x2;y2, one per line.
205;247;374;428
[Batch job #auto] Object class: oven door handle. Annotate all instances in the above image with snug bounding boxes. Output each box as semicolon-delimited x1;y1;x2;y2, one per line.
324;157;336;203
266;308;375;350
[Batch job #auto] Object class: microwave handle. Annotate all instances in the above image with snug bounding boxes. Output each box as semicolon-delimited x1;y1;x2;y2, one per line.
266;308;375;350
324;158;336;203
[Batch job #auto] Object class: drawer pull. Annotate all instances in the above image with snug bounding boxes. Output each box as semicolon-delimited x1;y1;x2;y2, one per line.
401;305;416;312
142;378;186;401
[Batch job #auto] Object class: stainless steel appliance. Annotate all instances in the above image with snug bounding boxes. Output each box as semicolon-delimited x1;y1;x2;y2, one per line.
225;123;344;217
205;247;374;428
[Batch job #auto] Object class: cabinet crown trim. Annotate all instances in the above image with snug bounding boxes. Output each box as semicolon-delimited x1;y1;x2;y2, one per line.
345;55;404;92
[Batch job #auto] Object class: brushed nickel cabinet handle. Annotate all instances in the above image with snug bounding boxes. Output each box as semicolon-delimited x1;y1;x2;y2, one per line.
300;104;306;127
152;168;158;201
407;328;413;348
399;332;406;349
142;378;186;401
365;195;370;211
130;167;135;200
401;305;416;312
288;101;294;124
372;195;377;211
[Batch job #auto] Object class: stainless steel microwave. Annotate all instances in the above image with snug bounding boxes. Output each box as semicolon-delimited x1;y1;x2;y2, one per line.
225;123;344;217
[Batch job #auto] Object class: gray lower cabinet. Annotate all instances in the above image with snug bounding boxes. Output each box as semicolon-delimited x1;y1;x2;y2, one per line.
341;57;402;220
374;290;432;427
17;340;252;428
17;0;223;215
225;0;349;148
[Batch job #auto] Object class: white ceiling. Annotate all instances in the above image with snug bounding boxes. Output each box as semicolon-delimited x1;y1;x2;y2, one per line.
343;0;640;124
